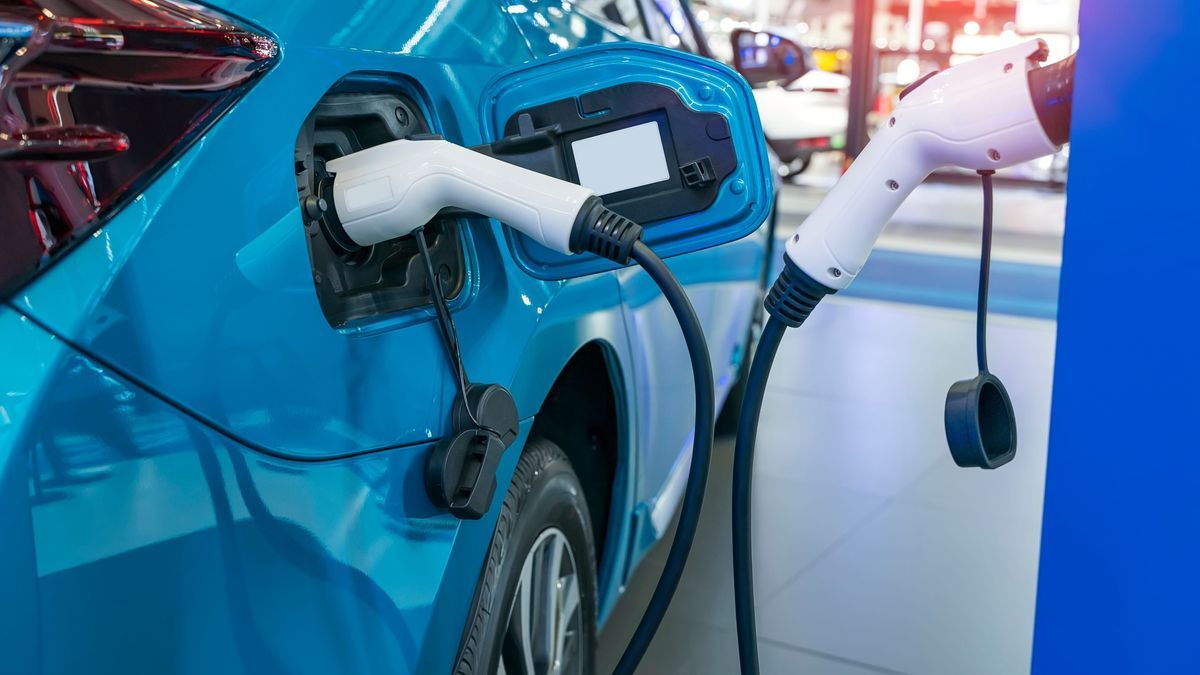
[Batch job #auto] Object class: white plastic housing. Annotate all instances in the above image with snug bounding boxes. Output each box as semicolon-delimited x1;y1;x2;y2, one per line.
786;40;1061;290
324;139;596;254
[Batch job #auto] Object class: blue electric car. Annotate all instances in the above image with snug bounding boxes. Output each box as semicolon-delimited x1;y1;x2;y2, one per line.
0;1;772;672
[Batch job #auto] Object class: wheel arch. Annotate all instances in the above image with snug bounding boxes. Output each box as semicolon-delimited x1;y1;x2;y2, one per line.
526;339;631;619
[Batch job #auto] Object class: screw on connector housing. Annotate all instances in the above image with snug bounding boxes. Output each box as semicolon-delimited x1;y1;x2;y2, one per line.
303;195;328;219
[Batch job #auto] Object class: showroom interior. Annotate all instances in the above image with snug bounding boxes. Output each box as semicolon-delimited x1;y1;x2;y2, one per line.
600;1;1070;673
0;0;1192;674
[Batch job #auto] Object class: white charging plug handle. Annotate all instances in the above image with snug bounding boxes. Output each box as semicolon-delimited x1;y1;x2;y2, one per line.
325;138;596;254
786;40;1061;290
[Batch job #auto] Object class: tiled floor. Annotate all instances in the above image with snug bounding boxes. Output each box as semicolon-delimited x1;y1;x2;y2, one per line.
598;171;1062;674
599;299;1056;674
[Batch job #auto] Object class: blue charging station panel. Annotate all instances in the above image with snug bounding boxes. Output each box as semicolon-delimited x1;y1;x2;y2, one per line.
1033;1;1200;671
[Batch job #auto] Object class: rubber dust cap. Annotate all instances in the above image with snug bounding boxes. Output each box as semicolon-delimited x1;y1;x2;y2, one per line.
944;372;1017;469
426;429;507;519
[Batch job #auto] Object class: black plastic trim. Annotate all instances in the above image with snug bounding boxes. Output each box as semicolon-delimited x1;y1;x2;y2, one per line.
498;82;737;225
764;256;836;327
569;196;644;263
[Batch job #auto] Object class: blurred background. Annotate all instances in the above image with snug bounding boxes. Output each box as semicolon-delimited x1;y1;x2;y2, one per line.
598;1;1077;673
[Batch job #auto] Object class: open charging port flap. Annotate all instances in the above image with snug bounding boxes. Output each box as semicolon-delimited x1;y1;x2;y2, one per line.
475;82;736;226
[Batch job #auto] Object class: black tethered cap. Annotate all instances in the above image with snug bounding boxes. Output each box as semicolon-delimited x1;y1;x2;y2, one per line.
945;371;1017;470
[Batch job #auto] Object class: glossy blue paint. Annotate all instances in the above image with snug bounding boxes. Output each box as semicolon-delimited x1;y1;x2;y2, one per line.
498;5;772;588
501;0;621;55
0;0;769;670
14;0;537;460
0;304;528;672
1032;1;1200;672
0;307;63;675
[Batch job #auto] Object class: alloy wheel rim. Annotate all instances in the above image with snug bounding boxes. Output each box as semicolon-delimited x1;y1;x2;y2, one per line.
498;527;583;675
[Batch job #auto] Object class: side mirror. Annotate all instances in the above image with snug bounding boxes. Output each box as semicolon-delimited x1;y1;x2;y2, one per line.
731;29;809;87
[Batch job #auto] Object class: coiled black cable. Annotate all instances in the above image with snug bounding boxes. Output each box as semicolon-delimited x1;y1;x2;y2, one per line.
613;239;716;675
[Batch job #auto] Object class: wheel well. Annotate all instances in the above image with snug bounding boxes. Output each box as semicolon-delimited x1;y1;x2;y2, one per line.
528;342;621;570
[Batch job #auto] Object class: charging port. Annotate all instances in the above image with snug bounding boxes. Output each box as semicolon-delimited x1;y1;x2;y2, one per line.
295;81;465;328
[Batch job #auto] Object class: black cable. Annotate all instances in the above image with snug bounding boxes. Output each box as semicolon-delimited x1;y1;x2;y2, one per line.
730;172;1001;672
732;315;788;674
613;240;716;675
414;226;488;431
729;256;834;675
976;171;995;373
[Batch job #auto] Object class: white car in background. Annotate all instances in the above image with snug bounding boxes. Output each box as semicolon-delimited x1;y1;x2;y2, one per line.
723;27;849;177
752;68;849;176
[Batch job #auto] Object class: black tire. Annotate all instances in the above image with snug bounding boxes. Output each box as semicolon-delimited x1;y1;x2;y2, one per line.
454;439;598;675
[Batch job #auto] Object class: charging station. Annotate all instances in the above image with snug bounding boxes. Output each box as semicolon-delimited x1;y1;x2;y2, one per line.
1034;2;1199;671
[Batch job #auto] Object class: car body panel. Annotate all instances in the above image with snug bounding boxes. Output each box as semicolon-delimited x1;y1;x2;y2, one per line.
0;0;769;670
0;307;58;675
502;0;624;54
12;0;537;460
0;304;535;673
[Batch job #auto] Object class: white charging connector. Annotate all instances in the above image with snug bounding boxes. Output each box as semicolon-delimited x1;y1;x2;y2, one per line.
733;40;1077;675
787;40;1063;291
325;138;596;254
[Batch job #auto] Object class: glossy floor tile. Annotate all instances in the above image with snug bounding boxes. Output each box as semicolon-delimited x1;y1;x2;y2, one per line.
600;297;1056;675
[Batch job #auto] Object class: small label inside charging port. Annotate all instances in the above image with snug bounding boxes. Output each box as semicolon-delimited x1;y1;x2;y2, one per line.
571;121;670;195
